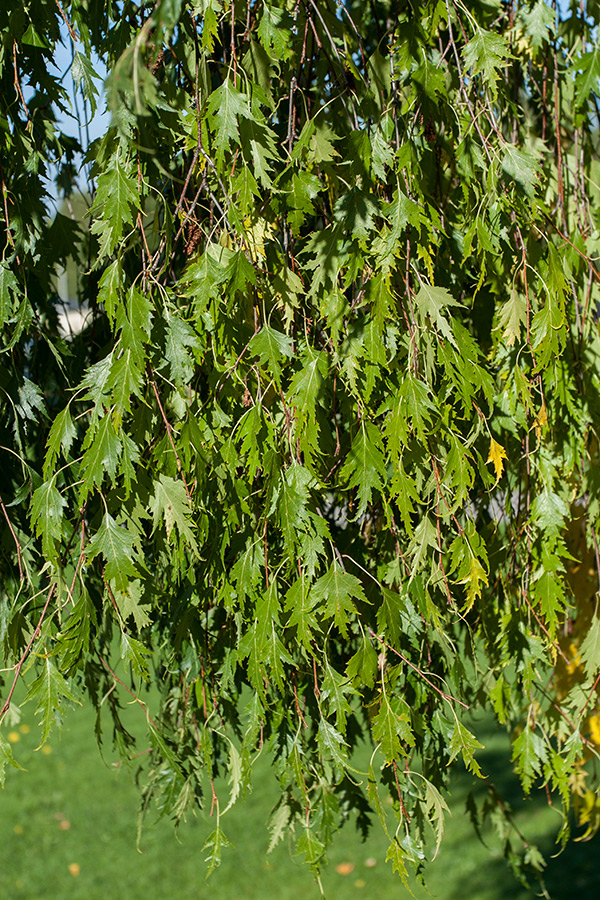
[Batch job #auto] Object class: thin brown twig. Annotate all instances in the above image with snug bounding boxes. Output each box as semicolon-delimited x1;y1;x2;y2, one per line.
392;759;411;823
0;492;23;580
150;374;192;501
0;160;16;254
292;673;308;729
579;668;600;721
12;42;29;120
263;519;269;588
66;515;86;608
55;0;79;42
535;682;598;754
0;584;56;721
97;652;159;730
444;0;492;163
553;41;566;228
520;589;569;665
369;630;470;709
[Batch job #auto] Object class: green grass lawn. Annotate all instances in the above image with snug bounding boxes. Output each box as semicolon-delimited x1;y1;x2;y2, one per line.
0;700;598;900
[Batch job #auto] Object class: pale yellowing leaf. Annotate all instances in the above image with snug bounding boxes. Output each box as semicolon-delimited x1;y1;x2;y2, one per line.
458;556;489;613
487;438;507;482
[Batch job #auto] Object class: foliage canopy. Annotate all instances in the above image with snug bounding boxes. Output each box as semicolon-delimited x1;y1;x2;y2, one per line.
4;0;600;888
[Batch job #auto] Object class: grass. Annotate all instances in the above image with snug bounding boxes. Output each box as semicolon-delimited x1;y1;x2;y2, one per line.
0;699;598;900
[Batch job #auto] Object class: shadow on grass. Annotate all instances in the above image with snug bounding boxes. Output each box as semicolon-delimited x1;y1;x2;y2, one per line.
430;718;600;900
1;700;599;900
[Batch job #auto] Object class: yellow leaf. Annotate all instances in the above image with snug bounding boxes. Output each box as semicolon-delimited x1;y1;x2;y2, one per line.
486;438;507;482
534;396;547;441
459;556;489;613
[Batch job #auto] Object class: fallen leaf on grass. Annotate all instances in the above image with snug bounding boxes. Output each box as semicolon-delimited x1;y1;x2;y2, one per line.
335;862;354;876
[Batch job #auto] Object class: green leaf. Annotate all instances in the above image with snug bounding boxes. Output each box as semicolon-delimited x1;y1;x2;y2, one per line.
30;478;67;560
285;570;320;650
121;632;151;681
311;562;366;637
207;79;252;164
421;778;450;858
519;1;554;50
463;30;509;98
334;188;379;243
372;693;414;762
239;116;279;188
512;726;547;793
87;512;140;590
114;581;151;631
202;824;234;877
22;24;48;47
89;150;140;261
224;249;257;295
287;350;328;462
0;731;25;786
580;613;600;680
376;588;405;647
16;378;46;424
248;323;293;387
340;422;387;518
286;171;322;233
321;658;354;731
384;373;436;451
385;840;409;884
496;289;527;347
98;259;123;325
414;283;462;347
44;405;76;479
277;462;311;552
72;50;100;116
317;717;348;770
106;349;143;424
257;4;292;61
163;310;200;386
531;491;569;534
346;634;378;689
150;474;198;550
287;351;327;410
0;263;20;326
532;570;565;638
25;659;79;747
448;719;484;776
79;415;122;501
296;826;326;873
409;516;438;581
267;799;293;854
502;145;539;196
575;48;600;109
374;190;423;272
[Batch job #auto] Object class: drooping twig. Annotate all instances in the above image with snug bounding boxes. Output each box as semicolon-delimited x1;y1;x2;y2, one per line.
0;492;23;581
150;373;192;501
0;584;56;721
369;630;470;709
